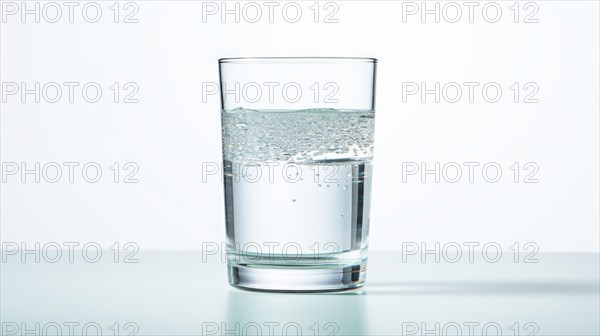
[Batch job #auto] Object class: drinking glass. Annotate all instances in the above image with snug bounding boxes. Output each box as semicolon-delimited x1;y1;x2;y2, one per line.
219;57;377;292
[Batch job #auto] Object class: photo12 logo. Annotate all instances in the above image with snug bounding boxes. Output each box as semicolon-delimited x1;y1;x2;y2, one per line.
401;2;540;24
202;241;341;264
401;82;539;104
202;81;339;105
401;242;540;264
202;161;354;184
1;242;140;263
401;162;540;184
1;82;140;104
201;1;340;23
401;321;539;336
202;321;339;336
1;162;140;183
1;1;140;23
1;322;139;336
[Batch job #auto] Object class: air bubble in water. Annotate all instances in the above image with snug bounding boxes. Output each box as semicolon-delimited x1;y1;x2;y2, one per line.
222;108;374;163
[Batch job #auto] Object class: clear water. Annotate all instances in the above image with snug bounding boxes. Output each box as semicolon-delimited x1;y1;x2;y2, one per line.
221;108;374;268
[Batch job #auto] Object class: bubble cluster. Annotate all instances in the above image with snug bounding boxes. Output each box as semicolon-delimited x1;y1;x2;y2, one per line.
222;108;375;163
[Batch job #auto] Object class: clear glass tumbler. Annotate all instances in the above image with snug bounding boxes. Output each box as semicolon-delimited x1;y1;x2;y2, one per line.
219;57;377;292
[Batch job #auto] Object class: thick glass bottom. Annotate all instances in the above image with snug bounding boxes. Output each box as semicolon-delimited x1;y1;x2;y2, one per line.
228;263;367;293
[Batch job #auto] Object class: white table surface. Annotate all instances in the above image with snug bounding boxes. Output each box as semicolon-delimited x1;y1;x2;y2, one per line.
1;252;598;335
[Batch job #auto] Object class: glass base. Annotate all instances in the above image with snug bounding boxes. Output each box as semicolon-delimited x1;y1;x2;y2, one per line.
228;263;367;292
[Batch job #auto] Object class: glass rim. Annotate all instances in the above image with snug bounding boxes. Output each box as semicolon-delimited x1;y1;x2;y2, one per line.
218;57;377;64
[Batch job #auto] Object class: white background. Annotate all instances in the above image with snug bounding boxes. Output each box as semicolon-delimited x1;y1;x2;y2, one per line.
1;0;598;252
